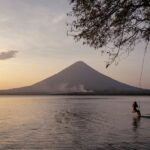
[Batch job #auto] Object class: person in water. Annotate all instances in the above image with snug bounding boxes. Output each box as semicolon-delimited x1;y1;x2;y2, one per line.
132;101;141;117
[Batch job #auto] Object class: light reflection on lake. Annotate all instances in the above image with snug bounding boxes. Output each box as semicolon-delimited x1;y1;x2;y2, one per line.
0;96;149;150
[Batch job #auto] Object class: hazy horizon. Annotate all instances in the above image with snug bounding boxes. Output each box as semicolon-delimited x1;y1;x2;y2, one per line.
0;61;149;92
0;0;150;90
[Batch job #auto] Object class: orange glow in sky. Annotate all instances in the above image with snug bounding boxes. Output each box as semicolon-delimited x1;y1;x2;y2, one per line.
0;0;150;90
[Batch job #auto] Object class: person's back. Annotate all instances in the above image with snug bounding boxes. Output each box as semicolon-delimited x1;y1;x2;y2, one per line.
132;101;138;112
132;101;141;117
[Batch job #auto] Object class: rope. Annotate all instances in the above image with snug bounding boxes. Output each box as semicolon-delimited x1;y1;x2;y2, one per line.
137;42;148;110
138;44;148;88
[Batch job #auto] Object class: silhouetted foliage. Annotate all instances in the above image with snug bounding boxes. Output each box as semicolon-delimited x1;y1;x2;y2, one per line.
68;0;150;67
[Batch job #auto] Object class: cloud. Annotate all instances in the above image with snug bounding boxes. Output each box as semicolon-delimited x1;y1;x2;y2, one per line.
52;14;66;24
0;50;18;60
57;83;93;93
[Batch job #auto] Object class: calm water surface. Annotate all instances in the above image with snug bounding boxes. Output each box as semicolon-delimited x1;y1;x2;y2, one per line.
0;96;149;150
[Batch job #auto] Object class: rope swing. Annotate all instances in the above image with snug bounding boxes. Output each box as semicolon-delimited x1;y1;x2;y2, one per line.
138;43;148;89
137;43;148;111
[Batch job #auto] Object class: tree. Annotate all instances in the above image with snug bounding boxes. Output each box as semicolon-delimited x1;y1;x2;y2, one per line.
68;0;150;67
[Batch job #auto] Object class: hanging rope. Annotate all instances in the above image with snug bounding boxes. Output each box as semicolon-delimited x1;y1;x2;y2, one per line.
137;42;148;110
138;44;148;88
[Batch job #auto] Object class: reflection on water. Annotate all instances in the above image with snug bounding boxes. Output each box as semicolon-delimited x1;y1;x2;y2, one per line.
0;96;149;150
132;116;141;132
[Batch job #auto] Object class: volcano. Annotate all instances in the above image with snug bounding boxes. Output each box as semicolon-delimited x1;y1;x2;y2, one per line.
0;61;147;95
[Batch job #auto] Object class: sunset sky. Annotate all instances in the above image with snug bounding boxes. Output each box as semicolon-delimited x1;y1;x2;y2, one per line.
0;0;150;90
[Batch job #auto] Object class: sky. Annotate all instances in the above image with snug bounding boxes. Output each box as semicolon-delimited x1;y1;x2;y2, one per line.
0;0;150;90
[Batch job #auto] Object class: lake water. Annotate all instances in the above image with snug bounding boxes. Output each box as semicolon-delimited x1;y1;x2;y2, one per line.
0;96;149;150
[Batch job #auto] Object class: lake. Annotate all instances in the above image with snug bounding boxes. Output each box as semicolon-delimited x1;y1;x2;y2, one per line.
0;96;149;150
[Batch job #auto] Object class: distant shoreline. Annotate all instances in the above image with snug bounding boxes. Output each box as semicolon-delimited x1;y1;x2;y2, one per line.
0;92;150;96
